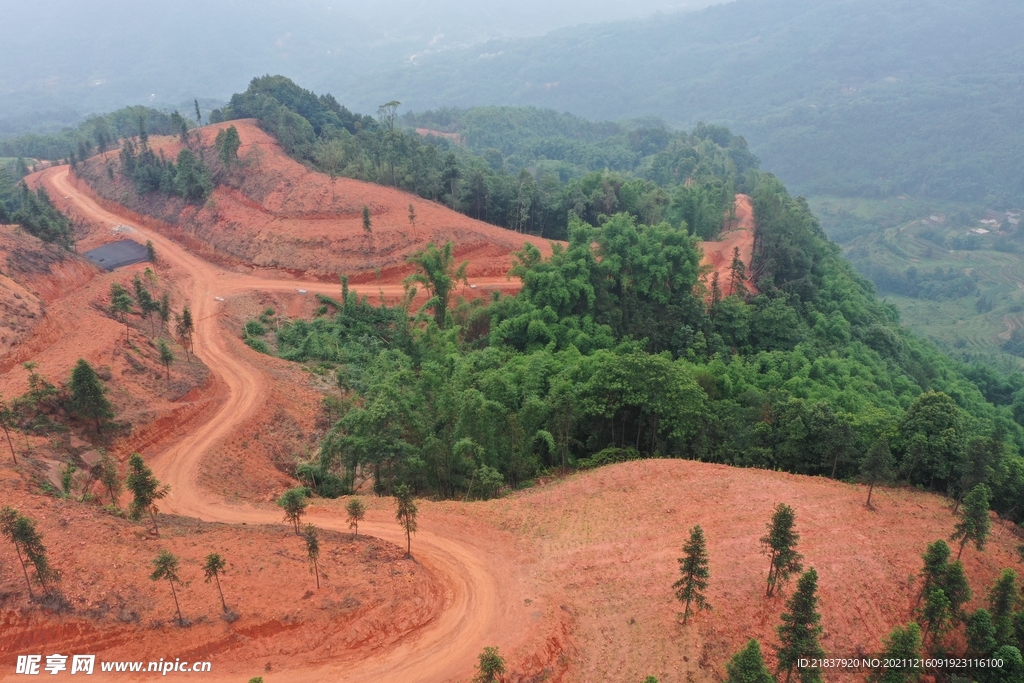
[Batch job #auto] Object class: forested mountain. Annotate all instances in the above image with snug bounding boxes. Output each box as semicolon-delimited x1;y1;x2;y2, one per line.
132;76;1024;521
362;0;1024;206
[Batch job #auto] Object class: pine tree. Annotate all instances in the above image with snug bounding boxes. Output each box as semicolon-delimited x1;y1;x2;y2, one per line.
70;359;114;432
674;525;712;623
146;239;157;263
725;640;775;683
346;498;366;537
775;568;825;683
202;552;228;613
394;484;418;557
303;524;321;589
711;271;723;308
151;550;184;623
874;623;923;683
125;453;170;535
938;560;972;620
408;203;416;227
951;483;992;559
966;609;998;656
860;438;895;508
472;647;505;683
157;338;174;380
277;487;309;533
362;205;372;235
761;503;803;597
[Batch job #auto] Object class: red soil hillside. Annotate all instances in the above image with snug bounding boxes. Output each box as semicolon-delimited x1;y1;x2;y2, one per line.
73;120;550;285
699;194;758;297
0;225;97;369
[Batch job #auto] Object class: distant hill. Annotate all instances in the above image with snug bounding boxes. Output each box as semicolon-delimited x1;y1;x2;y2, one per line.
355;0;1024;206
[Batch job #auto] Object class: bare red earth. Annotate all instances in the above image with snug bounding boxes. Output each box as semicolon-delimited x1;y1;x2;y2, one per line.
699;194;758;297
3;145;1012;683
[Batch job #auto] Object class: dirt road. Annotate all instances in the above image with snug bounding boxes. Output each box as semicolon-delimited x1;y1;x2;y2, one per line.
39;166;519;683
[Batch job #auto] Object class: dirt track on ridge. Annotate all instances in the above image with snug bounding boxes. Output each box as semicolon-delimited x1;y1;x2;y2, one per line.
39;166;520;683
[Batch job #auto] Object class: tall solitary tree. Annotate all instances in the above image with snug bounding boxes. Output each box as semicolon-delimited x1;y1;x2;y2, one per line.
404;241;469;329
988;568;1019;644
921;588;952;647
70;359;114;432
724;640;774;683
775;568;825;683
215;125;241;170
159;292;171;334
303;524;321;589
202;552;228;613
346;498;366;538
146;239;157;263
408;203;416;227
861;438;895;508
151;550;184;624
761;503;803;597
951;483;992;559
277;487;309;534
362;205;372;236
157;338;174;380
125;453;170;535
674;525;712;624
394;484;418;557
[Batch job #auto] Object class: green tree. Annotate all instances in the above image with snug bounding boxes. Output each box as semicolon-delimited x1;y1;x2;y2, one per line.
150;550;184;623
729;246;749;297
404;241;469;329
861;438;895;508
126;452;170;535
989;569;1019;645
761;503;803;597
938;560;972;620
922;588;952;647
442;152;461;206
898;391;966;490
916;540;951;609
175;306;195;360
874;623;923;683
967;609;998;656
408;203;416;227
109;283;134;343
775;568;825;683
394;483;418;556
174;148;212;202
0;392;17;464
69;359;114;432
303;524;321;588
472;646;505;683
277;487;309;533
133;274;158;336
951;483;992;559
1;507;36;597
146;239;157;263
60;461;76;498
202;552;228;612
725;639;775;683
674;525;712;623
98;451;122;506
346;498;366;537
159;292;171;335
215;125;241;170
157;338;174;380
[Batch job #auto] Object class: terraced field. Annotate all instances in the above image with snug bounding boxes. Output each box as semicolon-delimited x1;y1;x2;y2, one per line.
841;216;1024;365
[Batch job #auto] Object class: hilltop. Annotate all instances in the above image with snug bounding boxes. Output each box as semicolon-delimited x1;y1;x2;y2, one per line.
72;119;552;285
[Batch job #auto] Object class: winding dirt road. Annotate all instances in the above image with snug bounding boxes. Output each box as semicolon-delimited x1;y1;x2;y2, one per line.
39;166;521;683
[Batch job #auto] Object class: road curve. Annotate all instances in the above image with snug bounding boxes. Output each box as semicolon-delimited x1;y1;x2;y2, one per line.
39;166;513;683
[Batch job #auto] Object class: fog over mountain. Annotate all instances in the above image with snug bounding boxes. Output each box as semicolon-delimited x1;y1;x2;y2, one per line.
0;0;717;127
